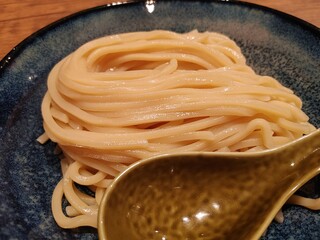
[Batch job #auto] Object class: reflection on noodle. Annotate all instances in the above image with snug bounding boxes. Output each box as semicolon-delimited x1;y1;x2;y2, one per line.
38;30;317;228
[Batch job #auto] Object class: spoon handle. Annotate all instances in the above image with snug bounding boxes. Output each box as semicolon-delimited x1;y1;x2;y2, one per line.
275;129;320;170
284;129;320;156
296;129;320;175
276;129;320;197
251;130;320;240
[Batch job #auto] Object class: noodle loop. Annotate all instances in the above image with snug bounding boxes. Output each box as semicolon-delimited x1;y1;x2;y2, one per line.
41;30;316;228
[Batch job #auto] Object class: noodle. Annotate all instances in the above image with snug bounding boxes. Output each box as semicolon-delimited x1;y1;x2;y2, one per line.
39;30;317;229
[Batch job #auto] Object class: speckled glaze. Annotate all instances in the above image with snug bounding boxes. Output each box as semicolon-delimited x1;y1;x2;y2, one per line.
99;130;320;240
0;1;319;239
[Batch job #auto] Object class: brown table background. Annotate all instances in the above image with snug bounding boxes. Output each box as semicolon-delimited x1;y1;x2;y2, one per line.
1;0;319;60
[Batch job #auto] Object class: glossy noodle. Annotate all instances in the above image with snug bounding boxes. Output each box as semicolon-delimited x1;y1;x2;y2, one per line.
39;30;317;228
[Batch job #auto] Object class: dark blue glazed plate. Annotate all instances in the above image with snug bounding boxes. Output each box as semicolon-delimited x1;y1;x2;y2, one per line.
0;1;319;239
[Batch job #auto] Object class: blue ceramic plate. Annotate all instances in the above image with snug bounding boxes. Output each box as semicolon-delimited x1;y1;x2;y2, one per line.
0;1;319;239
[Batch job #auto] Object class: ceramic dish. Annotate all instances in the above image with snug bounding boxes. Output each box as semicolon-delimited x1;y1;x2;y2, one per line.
0;0;319;239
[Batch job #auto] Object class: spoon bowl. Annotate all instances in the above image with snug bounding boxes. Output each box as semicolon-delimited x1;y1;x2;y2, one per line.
98;130;320;240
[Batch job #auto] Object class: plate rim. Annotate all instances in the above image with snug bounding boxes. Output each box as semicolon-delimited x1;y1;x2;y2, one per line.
0;0;319;238
0;0;319;74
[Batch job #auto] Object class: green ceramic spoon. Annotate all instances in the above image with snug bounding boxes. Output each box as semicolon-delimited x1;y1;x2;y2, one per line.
98;130;320;240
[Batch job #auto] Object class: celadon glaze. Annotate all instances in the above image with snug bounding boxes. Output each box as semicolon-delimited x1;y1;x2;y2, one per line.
99;130;320;240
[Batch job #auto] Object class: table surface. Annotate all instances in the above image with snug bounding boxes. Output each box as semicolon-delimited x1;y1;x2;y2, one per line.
0;0;319;60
